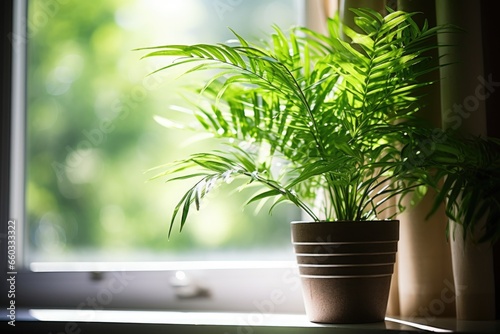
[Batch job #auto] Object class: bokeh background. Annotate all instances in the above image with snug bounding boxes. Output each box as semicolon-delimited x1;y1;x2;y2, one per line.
26;0;301;262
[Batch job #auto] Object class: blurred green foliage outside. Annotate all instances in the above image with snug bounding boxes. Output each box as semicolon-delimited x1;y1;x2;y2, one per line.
26;0;300;262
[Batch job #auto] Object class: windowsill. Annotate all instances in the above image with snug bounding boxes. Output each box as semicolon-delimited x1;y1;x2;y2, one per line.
3;309;500;333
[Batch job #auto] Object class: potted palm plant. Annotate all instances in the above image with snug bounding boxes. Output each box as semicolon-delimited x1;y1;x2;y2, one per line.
138;8;447;323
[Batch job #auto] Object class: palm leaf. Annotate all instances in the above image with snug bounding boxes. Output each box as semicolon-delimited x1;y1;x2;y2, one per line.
139;8;459;232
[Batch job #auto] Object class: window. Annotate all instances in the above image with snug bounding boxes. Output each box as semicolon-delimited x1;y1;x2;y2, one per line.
26;0;301;264
7;0;314;313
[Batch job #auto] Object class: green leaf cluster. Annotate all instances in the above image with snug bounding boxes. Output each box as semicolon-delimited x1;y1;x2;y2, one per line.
402;131;500;243
139;8;452;236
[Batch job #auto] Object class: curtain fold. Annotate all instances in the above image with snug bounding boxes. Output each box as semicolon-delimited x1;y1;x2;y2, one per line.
391;0;456;319
436;0;496;320
311;0;497;320
304;0;336;34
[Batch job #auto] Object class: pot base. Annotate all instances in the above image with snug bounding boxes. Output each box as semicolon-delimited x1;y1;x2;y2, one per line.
301;276;392;324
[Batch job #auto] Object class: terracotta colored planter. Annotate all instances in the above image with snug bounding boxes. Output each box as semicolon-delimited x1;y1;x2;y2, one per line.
291;220;399;324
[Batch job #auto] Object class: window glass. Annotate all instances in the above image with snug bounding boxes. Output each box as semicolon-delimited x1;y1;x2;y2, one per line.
26;0;301;263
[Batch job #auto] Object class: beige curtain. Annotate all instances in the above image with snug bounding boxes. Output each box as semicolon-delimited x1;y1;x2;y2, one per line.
310;0;497;320
435;0;496;320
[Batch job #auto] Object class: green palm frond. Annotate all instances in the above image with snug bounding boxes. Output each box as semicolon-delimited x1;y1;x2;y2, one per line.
401;131;500;243
139;8;454;235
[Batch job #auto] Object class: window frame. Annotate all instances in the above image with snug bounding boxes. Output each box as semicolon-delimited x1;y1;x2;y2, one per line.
3;0;314;314
1;0;15;311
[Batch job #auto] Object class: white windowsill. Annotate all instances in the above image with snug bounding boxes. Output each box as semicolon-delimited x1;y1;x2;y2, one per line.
5;309;498;333
29;260;297;272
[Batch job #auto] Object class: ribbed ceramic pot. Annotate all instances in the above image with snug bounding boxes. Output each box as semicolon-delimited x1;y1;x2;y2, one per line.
291;220;399;324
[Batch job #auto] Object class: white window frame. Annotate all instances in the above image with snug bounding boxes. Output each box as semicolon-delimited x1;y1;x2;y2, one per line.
4;0;334;314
